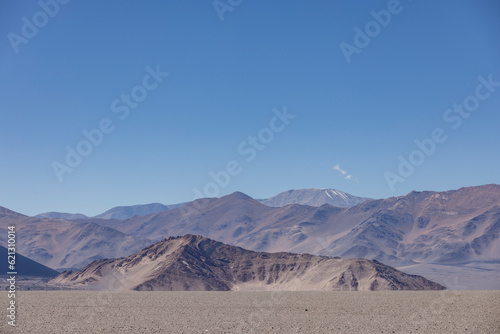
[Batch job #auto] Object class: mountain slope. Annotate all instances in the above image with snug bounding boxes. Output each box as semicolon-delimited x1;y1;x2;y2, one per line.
260;188;372;208
318;185;500;265
50;235;444;291
0;245;59;277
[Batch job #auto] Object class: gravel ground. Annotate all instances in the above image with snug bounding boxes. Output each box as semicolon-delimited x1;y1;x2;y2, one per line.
1;290;499;333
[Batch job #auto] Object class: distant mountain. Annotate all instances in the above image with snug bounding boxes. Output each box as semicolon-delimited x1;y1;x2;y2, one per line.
0;245;59;277
94;202;185;220
260;188;372;208
0;206;153;271
36;212;89;220
50;234;444;291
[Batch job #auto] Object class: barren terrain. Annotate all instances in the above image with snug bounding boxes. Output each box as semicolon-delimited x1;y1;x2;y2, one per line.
1;290;499;333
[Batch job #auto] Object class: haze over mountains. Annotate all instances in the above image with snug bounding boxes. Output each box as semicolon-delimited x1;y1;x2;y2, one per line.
35;188;369;221
2;185;499;289
94;203;186;220
36;203;186;221
36;212;89;220
51;234;444;291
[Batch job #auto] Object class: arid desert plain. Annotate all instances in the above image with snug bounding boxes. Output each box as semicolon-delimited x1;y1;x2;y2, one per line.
2;290;499;333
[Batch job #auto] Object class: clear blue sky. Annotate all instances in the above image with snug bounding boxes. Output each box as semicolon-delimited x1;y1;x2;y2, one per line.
1;0;499;216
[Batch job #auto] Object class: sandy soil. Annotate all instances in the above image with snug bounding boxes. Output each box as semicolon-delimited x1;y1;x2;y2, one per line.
1;290;499;333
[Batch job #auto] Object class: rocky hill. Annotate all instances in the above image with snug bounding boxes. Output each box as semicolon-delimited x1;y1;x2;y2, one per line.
51;235;444;291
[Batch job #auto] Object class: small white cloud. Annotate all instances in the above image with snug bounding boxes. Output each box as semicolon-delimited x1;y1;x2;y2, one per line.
333;164;358;182
333;164;347;175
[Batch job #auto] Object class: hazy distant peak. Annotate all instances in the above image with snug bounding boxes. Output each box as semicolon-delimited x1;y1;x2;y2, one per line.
94;202;184;220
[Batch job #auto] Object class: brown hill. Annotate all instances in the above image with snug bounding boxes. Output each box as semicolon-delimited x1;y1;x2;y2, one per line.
50;235;444;291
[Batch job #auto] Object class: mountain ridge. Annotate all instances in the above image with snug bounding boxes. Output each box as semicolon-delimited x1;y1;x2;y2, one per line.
34;188;369;220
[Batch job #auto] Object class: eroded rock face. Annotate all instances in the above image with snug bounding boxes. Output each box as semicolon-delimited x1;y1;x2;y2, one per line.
50;235;445;291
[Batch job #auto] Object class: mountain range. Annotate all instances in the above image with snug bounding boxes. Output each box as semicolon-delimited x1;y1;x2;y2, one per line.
50;234;444;291
2;185;499;289
35;188;371;220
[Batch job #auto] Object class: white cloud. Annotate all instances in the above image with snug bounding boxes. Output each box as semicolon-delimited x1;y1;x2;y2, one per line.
333;164;347;175
333;164;358;182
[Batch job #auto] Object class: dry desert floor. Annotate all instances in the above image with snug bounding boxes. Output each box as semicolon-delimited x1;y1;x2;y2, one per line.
1;290;499;333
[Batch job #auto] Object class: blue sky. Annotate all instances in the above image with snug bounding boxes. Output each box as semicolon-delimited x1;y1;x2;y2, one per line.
1;0;499;216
